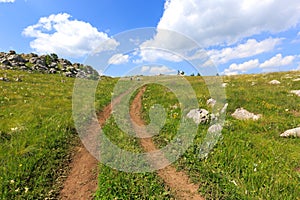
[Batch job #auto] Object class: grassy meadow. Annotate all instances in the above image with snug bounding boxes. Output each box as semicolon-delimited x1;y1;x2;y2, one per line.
140;71;300;199
0;69;299;199
0;70;115;199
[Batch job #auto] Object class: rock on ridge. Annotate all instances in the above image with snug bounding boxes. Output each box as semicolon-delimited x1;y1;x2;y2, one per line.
0;50;99;79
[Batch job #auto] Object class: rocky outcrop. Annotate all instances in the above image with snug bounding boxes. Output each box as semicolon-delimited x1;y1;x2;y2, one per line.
0;50;99;79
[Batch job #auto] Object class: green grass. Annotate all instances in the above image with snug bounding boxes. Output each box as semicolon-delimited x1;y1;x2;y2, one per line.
0;70;116;199
1;69;300;199
95;117;173;199
140;71;300;199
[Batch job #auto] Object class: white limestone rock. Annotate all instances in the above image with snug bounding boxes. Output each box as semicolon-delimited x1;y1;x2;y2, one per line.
280;127;300;138
231;108;261;120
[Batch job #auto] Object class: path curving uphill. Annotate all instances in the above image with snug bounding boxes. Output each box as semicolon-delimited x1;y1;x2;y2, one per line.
130;86;204;200
59;86;204;199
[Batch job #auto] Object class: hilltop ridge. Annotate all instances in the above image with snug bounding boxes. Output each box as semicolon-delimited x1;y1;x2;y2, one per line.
0;50;99;79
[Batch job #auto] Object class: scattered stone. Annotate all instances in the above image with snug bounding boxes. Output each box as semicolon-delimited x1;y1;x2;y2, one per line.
222;83;228;87
64;72;73;77
0;77;9;82
220;103;228;114
187;108;210;124
207;123;223;134
280;127;300;138
207;98;216;107
49;62;57;68
283;74;292;79
269;80;281;85
1;58;10;65
29;57;38;64
49;68;56;74
231;108;261;120
8;50;16;55
292;78;300;82
290;90;300;97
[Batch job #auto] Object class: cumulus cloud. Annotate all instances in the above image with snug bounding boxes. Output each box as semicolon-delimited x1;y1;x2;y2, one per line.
260;54;295;68
0;0;15;2
140;65;176;75
227;59;260;73
223;69;239;76
223;54;296;75
208;38;283;64
135;48;183;63
23;13;118;58
141;66;150;72
134;28;199;63
157;0;300;48
108;53;129;65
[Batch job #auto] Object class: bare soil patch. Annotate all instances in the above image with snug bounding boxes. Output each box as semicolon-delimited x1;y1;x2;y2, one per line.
59;100;117;199
130;86;204;200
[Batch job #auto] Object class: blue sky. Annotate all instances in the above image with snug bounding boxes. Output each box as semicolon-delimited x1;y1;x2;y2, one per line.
1;0;300;76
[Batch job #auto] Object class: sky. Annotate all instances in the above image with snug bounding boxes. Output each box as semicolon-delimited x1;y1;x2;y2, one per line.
1;0;300;76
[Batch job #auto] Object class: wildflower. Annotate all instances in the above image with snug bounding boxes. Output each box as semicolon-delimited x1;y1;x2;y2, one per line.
10;180;15;184
254;163;258;172
24;187;29;193
230;180;238;186
173;113;178;119
15;188;19;192
11;127;18;131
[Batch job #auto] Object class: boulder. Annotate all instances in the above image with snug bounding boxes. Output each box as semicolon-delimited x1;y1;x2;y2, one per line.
0;77;9;82
280;127;300;138
49;62;57;68
36;58;45;66
292;78;300;82
7;54;26;63
29;57;38;64
33;64;47;71
8;50;16;55
64;71;73;77
222;83;228;87
49;68;57;74
207;98;216;107
187;108;210;124
269;80;281;85
0;58;10;66
290;90;300;97
232;108;261;120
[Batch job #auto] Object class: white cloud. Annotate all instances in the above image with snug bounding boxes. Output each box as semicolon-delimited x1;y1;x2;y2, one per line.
223;69;239;76
298;32;300;36
139;65;176;75
228;59;260;72
223;54;296;75
134;48;183;63
0;0;15;2
260;54;295;68
149;66;176;74
208;38;283;64
141;66;150;72
23;13;118;58
157;0;300;47
108;53;129;65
